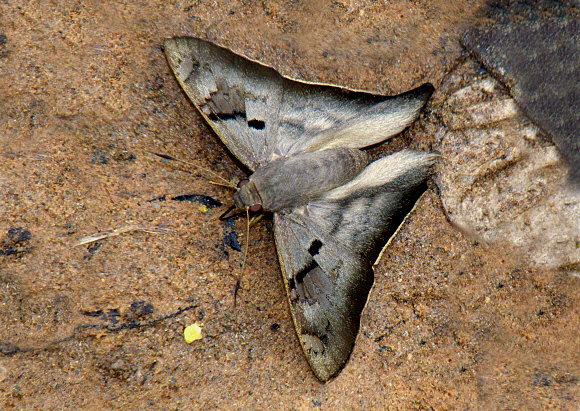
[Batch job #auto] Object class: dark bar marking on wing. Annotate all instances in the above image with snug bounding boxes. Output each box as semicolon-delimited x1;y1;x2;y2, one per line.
208;111;247;122
296;260;319;284
248;119;265;130
308;239;323;256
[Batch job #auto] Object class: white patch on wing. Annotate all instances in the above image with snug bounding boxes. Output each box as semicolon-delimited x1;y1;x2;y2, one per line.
314;110;420;150
176;56;194;82
301;334;325;355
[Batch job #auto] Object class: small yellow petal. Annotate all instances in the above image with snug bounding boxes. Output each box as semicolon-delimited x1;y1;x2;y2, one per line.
184;322;203;343
198;205;208;214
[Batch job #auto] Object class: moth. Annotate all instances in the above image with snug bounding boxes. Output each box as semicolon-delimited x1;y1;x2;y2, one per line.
164;37;436;382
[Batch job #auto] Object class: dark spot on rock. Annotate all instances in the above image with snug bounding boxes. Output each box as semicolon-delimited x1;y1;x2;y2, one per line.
224;231;241;252
112;150;136;162
171;194;222;209
1;228;32;256
148;195;167;203
224;217;237;229
92;151;108;165
108;309;121;325
146;76;164;91
130;301;154;317
554;373;578;384
0;342;20;355
81;309;105;318
6;228;31;244
83;242;101;261
533;373;551;387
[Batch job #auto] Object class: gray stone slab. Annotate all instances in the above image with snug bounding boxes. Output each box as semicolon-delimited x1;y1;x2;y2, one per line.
462;0;580;184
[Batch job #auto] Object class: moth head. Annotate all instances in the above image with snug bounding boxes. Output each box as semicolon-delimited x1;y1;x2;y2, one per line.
233;179;263;213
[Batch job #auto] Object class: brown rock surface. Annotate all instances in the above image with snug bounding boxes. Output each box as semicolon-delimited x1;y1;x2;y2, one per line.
1;1;579;410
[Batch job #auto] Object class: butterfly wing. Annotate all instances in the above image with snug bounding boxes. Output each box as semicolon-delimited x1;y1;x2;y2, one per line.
164;37;433;171
274;151;436;381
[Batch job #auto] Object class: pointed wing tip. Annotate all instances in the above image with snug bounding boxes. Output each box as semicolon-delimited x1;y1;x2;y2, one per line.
163;37;179;51
314;371;334;383
163;37;204;53
423;151;440;165
309;356;349;383
308;359;342;383
399;150;440;176
414;82;435;103
163;38;182;60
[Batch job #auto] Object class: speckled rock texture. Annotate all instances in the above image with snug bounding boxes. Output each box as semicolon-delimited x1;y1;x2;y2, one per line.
434;59;580;272
462;0;580;183
1;1;579;410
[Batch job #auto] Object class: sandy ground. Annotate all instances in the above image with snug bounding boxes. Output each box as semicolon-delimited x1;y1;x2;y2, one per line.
1;1;579;409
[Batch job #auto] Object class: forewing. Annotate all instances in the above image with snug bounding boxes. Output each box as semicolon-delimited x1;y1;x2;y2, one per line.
164;37;284;171
165;37;434;170
274;150;436;381
279;82;434;156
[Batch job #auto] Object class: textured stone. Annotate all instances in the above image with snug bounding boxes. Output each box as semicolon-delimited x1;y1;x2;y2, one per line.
435;59;580;272
462;0;580;183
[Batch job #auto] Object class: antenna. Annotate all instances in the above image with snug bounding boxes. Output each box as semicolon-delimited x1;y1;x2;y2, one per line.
150;152;237;189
